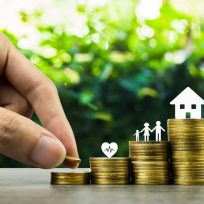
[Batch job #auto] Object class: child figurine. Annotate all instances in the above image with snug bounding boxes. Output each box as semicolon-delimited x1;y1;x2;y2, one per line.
134;130;140;141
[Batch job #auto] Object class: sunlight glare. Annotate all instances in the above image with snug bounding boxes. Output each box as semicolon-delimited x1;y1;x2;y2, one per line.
136;0;162;21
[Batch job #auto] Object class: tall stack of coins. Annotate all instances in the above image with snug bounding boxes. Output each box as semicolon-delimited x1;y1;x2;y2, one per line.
129;141;170;184
90;157;130;184
168;119;204;185
51;171;91;185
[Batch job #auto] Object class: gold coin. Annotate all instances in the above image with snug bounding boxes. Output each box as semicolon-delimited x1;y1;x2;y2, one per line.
172;151;204;155
51;181;89;185
133;181;169;185
90;157;129;161
90;160;129;163
64;156;81;163
90;162;129;165
91;169;129;173
91;172;129;176
129;146;169;149
51;175;90;179
51;178;89;182
130;155;168;159
169;125;204;128
51;172;90;176
130;151;168;155
168;119;204;124
92;180;129;185
91;180;129;183
131;162;169;165
173;174;204;178
129;146;169;150
90;166;129;169
130;148;168;151
172;161;204;165
168;134;204;138
132;176;169;180
170;141;204;144
170;147;204;150
90;164;129;168
90;164;129;167
131;166;169;169
168;130;204;133
91;176;129;180
134;174;169;178
132;161;168;165
132;168;169;172
173;178;204;183
129;141;169;144
90;162;129;166
172;166;204;170
173;181;204;185
132;167;169;170
51;177;90;185
169;137;204;140
131;167;169;171
170;147;204;151
168;129;204;133
91;175;129;179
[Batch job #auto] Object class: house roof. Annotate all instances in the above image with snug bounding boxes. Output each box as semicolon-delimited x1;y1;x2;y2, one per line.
170;87;204;105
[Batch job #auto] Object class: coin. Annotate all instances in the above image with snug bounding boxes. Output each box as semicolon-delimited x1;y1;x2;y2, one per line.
63;156;81;168
92;180;129;185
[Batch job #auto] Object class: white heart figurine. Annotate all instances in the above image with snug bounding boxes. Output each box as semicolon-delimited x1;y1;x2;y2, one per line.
101;142;118;158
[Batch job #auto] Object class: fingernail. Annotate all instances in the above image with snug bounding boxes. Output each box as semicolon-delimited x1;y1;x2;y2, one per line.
30;135;66;168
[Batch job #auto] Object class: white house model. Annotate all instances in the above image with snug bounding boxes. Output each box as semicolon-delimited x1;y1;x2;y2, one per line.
170;87;204;119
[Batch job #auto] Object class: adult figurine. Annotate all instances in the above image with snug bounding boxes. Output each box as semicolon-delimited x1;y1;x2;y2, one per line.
151;121;165;141
134;130;140;141
140;123;151;141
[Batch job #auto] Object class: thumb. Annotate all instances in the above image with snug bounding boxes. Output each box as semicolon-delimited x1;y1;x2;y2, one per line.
0;107;66;168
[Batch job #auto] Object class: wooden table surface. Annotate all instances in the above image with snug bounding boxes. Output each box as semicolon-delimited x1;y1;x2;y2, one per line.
0;168;204;204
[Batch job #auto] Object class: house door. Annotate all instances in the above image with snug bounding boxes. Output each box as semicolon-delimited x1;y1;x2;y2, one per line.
186;112;191;118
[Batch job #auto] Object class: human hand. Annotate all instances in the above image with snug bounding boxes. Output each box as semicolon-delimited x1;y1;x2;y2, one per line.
0;32;79;169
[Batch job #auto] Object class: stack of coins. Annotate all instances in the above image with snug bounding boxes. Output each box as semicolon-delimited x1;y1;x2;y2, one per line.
168;119;204;185
90;157;130;185
129;141;170;184
51;171;91;185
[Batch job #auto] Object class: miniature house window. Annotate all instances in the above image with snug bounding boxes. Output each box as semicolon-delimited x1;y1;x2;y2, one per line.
180;104;185;109
191;104;196;109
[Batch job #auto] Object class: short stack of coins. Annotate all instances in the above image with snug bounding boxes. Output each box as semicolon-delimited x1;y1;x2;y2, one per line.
90;157;130;185
51;172;90;185
168;119;204;185
129;141;170;184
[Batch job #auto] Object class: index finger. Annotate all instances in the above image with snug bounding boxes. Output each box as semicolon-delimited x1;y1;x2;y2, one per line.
0;33;79;163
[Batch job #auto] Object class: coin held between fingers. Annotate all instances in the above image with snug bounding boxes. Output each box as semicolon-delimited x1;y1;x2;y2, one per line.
63;156;81;168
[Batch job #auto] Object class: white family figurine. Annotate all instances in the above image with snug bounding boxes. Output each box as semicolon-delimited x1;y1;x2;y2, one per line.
134;130;140;141
140;122;152;141
133;121;165;141
151;121;165;141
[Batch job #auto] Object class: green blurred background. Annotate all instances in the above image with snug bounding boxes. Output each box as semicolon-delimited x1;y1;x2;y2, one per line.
0;0;203;167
